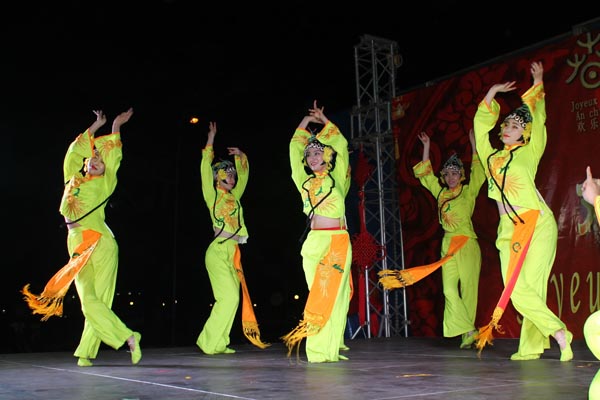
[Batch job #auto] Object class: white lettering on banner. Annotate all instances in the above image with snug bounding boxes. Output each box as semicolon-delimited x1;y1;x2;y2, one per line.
570;98;599;133
571;98;598;112
566;32;600;132
565;32;600;89
549;271;600;318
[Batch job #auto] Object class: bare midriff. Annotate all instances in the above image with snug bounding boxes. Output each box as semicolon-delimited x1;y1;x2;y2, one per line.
64;218;81;229
213;228;243;242
497;201;523;216
311;215;346;230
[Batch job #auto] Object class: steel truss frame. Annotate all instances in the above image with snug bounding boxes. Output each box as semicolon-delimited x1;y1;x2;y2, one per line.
349;34;409;338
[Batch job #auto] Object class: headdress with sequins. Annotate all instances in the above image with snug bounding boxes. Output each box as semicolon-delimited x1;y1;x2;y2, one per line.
502;103;533;143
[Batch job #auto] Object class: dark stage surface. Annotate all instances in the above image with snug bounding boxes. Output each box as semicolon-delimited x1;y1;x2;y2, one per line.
1;336;597;400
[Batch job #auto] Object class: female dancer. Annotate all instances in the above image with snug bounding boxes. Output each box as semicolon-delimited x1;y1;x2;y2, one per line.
23;108;141;367
282;100;352;363
473;61;572;361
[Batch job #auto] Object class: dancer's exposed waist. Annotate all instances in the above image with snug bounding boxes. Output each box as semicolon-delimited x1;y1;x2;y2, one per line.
310;215;346;230
214;229;245;243
64;218;81;230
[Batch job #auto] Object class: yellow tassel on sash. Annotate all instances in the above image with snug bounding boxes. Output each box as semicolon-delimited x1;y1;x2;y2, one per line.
474;306;505;353
233;245;270;349
280;312;324;357
242;321;270;349
281;234;349;357
474;210;538;356
378;235;469;290
22;229;101;321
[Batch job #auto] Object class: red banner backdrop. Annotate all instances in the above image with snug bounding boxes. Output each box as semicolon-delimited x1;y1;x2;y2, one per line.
392;28;600;339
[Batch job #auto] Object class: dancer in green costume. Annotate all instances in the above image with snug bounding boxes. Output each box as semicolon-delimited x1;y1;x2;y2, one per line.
581;165;600;398
282;100;352;363
196;121;268;354
473;61;572;362
23;108;141;367
413;128;485;348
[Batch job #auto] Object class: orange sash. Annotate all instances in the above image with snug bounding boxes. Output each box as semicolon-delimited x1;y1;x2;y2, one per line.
22;229;102;321
233;245;270;349
475;210;539;355
281;233;350;357
378;235;469;289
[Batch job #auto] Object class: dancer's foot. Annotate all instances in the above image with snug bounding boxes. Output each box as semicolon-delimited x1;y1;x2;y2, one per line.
77;358;93;367
201;347;236;355
338;354;349;361
460;330;477;349
128;332;142;365
339;344;350;351
510;352;541;361
555;329;573;362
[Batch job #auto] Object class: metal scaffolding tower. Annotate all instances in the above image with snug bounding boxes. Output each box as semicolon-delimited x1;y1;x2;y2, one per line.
350;34;409;337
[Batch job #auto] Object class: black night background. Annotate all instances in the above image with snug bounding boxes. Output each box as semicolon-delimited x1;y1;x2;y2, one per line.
1;1;595;352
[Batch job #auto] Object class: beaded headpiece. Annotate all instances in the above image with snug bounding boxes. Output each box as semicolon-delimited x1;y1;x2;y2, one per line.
502;104;533;143
303;135;335;169
440;153;465;184
304;137;325;157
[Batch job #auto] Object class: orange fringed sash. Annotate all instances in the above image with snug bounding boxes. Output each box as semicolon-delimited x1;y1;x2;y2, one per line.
233;245;270;349
281;233;350;357
22;229;102;321
475;210;539;356
377;235;469;289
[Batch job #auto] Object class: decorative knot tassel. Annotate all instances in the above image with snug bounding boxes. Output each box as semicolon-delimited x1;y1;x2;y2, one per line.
475;306;505;357
242;321;271;349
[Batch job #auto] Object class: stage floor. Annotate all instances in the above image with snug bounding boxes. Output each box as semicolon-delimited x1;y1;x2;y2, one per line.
0;336;597;400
